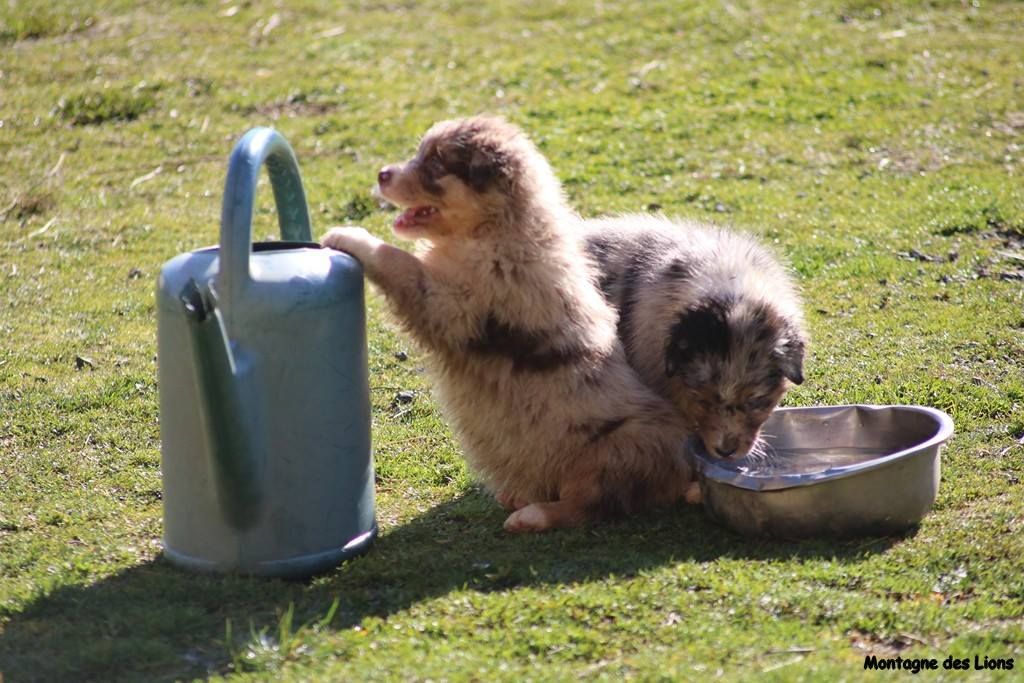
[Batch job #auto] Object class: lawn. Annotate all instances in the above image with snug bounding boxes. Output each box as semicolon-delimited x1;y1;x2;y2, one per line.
1;0;1023;680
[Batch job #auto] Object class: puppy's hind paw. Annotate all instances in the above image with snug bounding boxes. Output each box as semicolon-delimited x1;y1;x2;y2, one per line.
503;504;553;534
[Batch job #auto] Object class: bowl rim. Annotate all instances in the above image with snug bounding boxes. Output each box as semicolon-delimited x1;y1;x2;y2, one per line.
694;404;955;491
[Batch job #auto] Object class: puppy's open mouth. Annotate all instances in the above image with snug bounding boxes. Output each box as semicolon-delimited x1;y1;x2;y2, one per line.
394;205;438;231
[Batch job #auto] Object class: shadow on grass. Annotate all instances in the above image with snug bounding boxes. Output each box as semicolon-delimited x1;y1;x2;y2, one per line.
0;490;911;682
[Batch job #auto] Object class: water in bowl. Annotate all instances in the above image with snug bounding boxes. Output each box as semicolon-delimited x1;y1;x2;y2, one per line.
731;445;890;478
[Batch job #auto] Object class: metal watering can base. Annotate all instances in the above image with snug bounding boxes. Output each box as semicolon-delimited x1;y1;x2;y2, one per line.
163;529;376;579
156;128;376;577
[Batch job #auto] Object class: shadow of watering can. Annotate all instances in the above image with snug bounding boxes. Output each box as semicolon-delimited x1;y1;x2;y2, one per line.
156;128;376;577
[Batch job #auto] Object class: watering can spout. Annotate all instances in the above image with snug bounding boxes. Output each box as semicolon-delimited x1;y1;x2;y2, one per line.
179;278;265;530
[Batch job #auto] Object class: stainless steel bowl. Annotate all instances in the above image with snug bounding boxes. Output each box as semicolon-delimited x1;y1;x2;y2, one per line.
694;405;955;539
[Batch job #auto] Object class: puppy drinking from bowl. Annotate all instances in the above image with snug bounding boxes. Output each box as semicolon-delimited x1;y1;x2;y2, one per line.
321;116;696;532
582;216;808;461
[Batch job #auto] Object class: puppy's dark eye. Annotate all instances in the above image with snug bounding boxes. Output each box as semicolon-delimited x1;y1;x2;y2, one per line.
423;154;446;177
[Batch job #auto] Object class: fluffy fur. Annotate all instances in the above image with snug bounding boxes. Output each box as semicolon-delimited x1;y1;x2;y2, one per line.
321;116;695;532
581;215;807;459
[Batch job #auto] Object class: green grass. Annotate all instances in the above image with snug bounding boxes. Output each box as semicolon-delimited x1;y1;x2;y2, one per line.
2;0;1023;680
56;87;157;126
0;2;98;43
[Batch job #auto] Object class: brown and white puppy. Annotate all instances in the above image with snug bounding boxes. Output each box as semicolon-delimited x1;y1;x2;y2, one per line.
321;116;696;533
582;215;807;460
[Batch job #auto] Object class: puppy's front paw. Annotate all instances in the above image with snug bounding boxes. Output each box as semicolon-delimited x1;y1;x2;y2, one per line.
321;226;379;261
495;491;529;511
684;481;703;505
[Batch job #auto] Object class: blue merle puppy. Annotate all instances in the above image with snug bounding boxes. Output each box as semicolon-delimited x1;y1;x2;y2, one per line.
582;215;807;460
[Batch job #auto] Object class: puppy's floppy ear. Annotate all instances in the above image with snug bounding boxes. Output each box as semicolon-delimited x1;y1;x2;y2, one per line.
464;146;500;191
773;324;806;385
437;135;504;192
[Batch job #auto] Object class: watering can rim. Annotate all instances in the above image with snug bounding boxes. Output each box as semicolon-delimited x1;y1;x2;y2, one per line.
190;240;325;254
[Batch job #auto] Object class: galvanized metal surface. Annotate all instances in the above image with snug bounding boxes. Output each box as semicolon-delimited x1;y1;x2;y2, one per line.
157;128;376;577
694;405;954;539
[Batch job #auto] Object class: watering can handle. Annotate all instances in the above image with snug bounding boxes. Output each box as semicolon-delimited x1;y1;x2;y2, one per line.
218;127;313;310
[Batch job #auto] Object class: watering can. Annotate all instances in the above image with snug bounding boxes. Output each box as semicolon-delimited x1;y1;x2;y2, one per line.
156;128;376;577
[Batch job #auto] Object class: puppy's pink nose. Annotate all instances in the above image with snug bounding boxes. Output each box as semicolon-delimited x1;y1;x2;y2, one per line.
378;168;393;185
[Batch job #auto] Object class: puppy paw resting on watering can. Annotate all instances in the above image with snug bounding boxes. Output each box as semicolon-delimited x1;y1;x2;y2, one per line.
156;128;377;578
